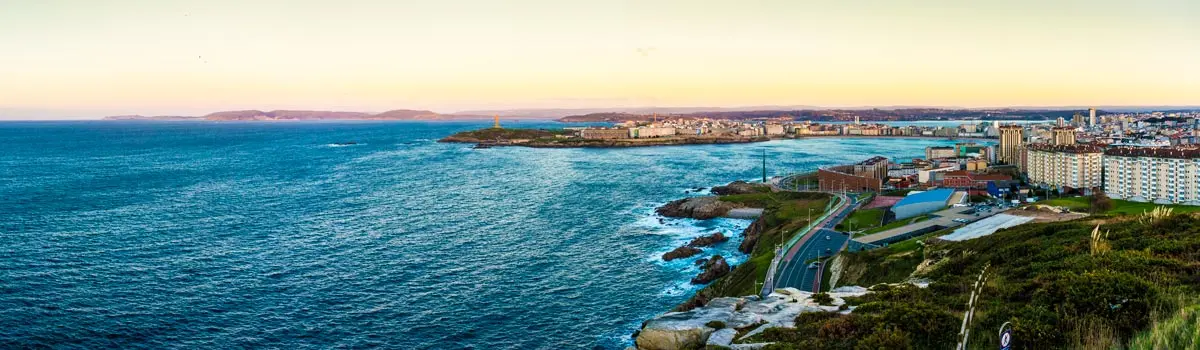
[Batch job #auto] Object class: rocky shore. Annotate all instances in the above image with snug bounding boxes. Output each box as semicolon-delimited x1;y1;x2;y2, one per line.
633;286;878;350
655;197;745;220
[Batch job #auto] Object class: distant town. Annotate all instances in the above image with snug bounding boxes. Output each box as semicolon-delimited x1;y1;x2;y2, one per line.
447;108;1200;208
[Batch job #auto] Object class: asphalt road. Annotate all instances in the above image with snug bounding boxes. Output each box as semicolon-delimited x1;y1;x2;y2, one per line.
774;194;858;292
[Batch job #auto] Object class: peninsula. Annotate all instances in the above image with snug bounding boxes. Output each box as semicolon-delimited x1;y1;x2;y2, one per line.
438;127;767;148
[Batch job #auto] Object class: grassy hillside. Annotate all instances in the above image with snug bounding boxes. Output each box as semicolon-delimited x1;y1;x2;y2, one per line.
834;208;884;232
1036;196;1200;215
747;212;1200;349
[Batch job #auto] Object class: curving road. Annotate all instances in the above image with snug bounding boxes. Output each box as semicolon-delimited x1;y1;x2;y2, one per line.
773;193;859;292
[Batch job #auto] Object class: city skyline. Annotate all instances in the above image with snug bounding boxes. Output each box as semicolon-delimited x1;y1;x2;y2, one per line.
3;0;1199;119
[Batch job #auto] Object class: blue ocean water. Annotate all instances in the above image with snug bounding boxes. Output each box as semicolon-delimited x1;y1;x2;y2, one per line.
0;121;971;349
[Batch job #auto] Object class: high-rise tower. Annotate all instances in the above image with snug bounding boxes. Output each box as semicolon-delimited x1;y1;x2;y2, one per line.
999;125;1025;167
1051;127;1076;145
1088;108;1097;128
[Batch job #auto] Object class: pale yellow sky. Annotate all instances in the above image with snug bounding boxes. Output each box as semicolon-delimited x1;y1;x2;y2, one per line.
1;0;1197;118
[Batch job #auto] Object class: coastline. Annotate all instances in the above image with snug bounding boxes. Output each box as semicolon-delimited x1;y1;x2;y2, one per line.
439;135;771;148
440;132;995;149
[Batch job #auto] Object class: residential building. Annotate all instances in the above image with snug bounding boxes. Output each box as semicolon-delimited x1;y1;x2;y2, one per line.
1026;144;1103;190
1051;127;1076;145
926;146;955;160
629;126;676;138
853;156;890;179
1103;147;1200;204
999;125;1025;167
966;159;988;171
580;128;630;139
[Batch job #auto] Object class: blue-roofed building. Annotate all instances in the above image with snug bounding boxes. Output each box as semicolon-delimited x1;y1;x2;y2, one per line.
891;188;956;220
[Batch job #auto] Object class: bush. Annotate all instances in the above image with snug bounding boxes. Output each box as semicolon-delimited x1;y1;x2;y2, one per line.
754;213;1200;349
812;293;835;306
705;320;727;329
1091;190;1113;213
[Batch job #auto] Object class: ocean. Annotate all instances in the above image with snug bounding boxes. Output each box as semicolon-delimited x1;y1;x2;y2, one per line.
0;121;972;349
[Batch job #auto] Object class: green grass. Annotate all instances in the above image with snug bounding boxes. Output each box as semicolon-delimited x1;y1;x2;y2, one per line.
1034;197;1092;211
835;208;885;231
1107;199;1200;215
1034;196;1200;215
1128;304;1200;350
830;228;953;291
859;215;931;235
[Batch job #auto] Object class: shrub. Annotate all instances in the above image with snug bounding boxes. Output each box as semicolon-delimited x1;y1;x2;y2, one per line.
705;320;726;329
812;293;835;306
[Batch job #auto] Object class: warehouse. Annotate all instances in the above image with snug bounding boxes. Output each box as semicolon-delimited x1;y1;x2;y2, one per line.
891;188;956;220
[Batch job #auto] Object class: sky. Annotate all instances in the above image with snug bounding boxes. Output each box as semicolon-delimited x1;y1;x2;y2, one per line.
1;0;1198;119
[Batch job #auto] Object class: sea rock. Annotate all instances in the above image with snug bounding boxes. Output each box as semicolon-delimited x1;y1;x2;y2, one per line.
692;256;731;284
687;232;729;247
712;180;766;195
738;216;767;254
636;283;928;349
656;197;742;220
662;246;702;261
706;328;737;348
694;258;709;266
635;298;740;350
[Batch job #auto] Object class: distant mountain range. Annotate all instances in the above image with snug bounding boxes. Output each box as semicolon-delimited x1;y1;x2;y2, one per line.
98;105;1200;122
103;109;494;121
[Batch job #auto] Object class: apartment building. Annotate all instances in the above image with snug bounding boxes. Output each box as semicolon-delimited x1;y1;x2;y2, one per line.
1026;144;1103;190
1104;147;1200;204
999;125;1024;167
926;146;955;160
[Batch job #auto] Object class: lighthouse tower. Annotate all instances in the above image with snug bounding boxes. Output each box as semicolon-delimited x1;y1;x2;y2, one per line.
493;115;501;129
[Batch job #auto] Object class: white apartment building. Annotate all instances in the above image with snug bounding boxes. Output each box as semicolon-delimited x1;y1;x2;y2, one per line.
629;126;676;138
1025;144;1103;190
1103;147;1200;205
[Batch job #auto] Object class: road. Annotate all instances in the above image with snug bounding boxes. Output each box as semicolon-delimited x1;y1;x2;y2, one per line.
773;193;859;292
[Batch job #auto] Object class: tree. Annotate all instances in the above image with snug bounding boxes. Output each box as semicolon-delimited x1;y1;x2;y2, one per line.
1090;190;1113;213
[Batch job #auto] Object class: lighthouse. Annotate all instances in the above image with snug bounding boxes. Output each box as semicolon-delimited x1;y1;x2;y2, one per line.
493;115;501;129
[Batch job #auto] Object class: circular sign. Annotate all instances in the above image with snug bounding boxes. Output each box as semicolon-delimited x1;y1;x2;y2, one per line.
1000;329;1012;349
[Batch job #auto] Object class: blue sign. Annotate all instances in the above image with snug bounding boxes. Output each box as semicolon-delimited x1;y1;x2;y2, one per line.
999;328;1012;350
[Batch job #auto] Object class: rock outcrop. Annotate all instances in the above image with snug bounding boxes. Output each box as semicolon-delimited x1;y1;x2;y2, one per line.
662;246;702;261
738;216;767;254
692;256;731;284
635;286;885;350
656;197;742;220
687;232;729;247
711;180;767;195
